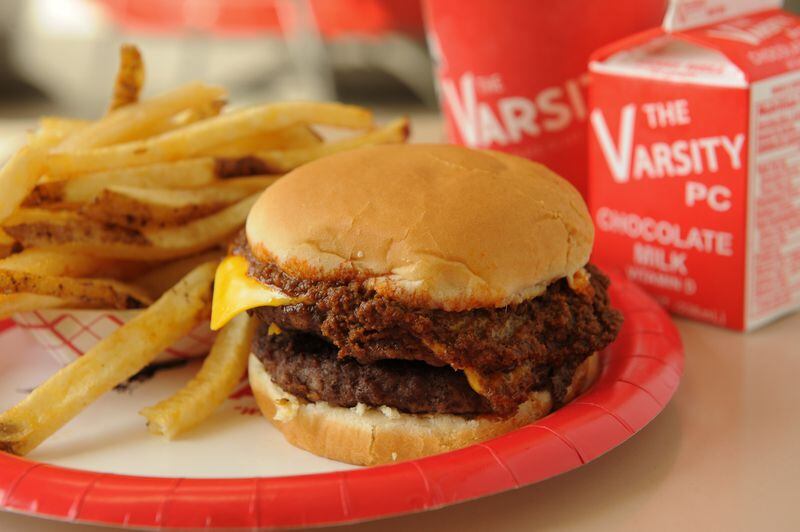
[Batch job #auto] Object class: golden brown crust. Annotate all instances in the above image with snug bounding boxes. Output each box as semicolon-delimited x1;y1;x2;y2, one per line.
245;144;593;311
248;352;600;466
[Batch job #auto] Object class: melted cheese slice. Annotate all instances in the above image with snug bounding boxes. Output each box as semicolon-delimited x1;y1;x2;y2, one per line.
211;255;302;330
464;369;484;394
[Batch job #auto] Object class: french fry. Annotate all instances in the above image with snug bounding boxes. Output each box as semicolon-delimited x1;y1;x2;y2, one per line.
108;44;145;112
210;175;280;192
147;98;226;136
0;129;64;223
3;208;148;253
0;270;153;309
83;177;277;228
133;250;224;298
6;194;259;260
256;117;410;172
81;183;260;229
2;209;147;253
46;102;373;175
27;159;221;205
205;123;320;157
175;98;226;124
0;247;101;276
0;293;72;317
141;313;256;438
0;248;149;316
83;190;228;229
4;208;84;224
0;247;145;279
38;117;90;138
0;261;216;456
54;82;227;151
0;229;15;259
143;193;258;253
0;239;154;308
28;157;276;208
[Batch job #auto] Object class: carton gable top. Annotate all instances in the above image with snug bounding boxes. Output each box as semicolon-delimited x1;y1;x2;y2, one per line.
591;1;800;85
663;0;783;32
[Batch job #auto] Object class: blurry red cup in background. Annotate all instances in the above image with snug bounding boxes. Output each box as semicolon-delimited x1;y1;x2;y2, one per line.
424;0;667;197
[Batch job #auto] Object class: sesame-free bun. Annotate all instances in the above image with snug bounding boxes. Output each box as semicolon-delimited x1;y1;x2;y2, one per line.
248;352;600;466
246;144;592;311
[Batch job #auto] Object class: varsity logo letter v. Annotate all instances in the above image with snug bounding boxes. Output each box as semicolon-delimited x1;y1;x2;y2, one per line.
591;104;636;184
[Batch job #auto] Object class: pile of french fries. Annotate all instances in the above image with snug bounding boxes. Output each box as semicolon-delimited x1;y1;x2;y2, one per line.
0;45;409;456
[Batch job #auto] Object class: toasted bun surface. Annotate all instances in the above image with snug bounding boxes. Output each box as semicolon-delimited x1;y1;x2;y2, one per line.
248;352;600;466
246;144;592;311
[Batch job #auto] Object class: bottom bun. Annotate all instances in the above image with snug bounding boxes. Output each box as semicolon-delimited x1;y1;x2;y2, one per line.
249;353;600;466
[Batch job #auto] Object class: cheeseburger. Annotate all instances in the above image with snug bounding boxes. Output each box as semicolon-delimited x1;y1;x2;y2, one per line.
211;144;622;466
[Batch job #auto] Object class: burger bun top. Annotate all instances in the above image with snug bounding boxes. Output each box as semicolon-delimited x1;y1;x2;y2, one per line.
246;144;592;311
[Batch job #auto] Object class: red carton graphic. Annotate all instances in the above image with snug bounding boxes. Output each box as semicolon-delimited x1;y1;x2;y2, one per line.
424;0;667;196
589;0;800;330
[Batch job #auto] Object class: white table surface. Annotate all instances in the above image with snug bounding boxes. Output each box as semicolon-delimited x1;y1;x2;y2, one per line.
0;111;798;532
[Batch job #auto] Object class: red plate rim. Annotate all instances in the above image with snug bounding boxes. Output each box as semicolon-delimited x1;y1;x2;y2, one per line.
0;272;684;529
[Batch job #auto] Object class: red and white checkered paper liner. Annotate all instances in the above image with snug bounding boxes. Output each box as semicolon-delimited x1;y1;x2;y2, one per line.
0;272;683;529
12;309;216;365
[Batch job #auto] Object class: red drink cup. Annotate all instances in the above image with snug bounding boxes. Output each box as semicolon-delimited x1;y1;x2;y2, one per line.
424;0;667;196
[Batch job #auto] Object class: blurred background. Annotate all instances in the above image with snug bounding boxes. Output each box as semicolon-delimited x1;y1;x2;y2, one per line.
1;0;799;142
0;0;434;117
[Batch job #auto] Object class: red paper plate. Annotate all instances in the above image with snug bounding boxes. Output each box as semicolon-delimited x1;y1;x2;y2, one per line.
0;273;683;529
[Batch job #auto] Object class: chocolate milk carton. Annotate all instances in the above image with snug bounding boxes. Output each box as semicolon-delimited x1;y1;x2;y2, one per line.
589;0;800;330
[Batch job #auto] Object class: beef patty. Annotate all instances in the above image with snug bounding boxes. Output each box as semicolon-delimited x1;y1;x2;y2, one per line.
254;325;493;415
238;238;622;416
